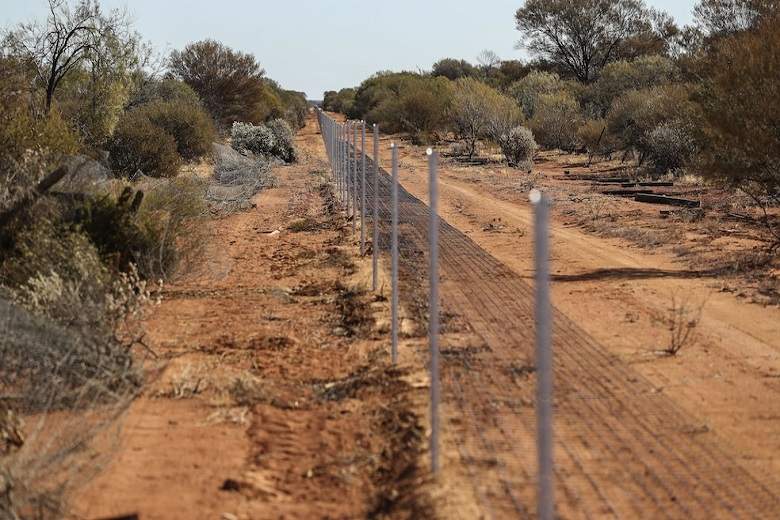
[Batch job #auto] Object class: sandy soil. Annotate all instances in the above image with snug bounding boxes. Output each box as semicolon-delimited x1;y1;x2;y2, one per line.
72;118;432;520
364;127;780;502
70;112;780;518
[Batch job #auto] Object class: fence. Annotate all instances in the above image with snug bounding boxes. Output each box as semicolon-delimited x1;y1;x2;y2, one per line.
313;108;780;519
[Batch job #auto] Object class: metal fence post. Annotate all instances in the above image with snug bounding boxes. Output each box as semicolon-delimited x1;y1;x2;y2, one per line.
391;143;399;365
531;188;554;520
428;148;440;475
372;124;379;292
352;123;358;235
361;121;367;255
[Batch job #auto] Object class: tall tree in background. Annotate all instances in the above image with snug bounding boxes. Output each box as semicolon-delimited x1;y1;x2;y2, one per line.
169;40;268;128
2;0;130;114
515;0;670;82
694;0;778;36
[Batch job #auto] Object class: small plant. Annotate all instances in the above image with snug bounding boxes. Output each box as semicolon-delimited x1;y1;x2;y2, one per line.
500;126;537;167
662;294;706;356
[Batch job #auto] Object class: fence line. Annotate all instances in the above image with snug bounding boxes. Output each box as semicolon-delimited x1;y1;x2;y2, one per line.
312;108;780;518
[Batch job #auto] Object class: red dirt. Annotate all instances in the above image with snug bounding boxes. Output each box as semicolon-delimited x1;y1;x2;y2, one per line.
72;112;780;519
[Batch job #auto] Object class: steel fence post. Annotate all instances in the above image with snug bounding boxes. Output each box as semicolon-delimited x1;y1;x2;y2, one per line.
428;148;440;475
391;143;399;365
352;123;358;234
361;121;367;255
372;124;379;292
531;189;554;520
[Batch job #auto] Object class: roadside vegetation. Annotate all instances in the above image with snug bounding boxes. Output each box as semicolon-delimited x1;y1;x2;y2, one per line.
0;0;306;517
323;0;779;252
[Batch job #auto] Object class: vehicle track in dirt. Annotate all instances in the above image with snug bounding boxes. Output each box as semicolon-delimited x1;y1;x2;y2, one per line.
348;142;780;518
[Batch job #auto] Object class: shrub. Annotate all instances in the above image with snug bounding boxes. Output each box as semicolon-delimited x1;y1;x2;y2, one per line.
135;176;208;279
508;71;565;119
499;126;537;167
231;122;276;157
584;55;679;116
606;84;699;164
210;143;276;212
136;100;215;161
349;73;453;141
530;92;582;151
432;58;477;80
109;113;180;178
266;118;297;163
450;78;522;158
646;122;698;174
697;13;780;195
578;119;620;160
129;77;203;108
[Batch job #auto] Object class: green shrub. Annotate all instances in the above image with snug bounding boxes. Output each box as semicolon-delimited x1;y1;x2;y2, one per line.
109;112;181;178
584;55;679;117
577;119;620;159
499;126;537;167
135;175;208;279
530;92;582;151
136;100;215;161
508;71;565;119
606;84;699;164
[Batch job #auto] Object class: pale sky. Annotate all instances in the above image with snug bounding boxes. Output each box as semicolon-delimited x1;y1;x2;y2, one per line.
2;1;698;99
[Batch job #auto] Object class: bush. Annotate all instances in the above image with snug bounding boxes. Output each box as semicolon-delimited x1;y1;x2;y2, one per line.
530;92;582;151
499;126;537;167
697;13;780;195
135;176;208;279
508;71;565;119
348;72;453;142
210;143;276;213
584;55;679;116
135;100;215;161
266;118;297;163
231;122;276;157
450;78;522;157
578;119;620;159
646;122;698;174
606;84;699;164
109;113;180;178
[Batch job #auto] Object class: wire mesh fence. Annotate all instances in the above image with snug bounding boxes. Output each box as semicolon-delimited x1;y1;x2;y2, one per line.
315;108;780;519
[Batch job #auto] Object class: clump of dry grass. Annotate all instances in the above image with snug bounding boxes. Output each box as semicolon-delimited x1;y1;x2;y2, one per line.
660;293;706;356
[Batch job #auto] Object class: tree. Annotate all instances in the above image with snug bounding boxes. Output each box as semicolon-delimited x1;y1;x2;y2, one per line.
694;0;778;36
3;0;130;114
170;40;267;128
515;0;661;82
697;14;780;246
431;58;476;80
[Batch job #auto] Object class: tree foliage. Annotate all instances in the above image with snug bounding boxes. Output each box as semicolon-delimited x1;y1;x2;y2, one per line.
515;0;674;82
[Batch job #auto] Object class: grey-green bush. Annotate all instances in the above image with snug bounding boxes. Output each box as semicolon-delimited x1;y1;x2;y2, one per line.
266;118;297;163
500;126;537;167
646;122;698;174
230;122;276;158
